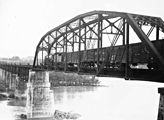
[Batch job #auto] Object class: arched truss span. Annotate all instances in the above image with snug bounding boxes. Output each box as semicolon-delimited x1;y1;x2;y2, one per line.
33;10;164;75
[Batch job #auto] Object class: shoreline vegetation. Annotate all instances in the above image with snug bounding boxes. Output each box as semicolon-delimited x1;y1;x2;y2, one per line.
50;72;100;87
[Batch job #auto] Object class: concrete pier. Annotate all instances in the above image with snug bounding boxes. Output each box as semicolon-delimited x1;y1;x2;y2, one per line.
9;74;18;90
157;88;164;120
26;70;54;119
0;69;18;91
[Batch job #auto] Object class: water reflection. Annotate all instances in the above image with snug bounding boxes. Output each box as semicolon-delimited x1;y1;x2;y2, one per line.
53;86;97;105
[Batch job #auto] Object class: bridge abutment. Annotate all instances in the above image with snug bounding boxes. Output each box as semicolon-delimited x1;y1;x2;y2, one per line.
157;88;164;120
26;70;54;119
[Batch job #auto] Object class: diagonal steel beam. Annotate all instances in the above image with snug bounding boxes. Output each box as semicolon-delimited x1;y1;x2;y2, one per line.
126;13;164;74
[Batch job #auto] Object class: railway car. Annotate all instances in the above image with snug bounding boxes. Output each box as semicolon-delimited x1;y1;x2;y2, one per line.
45;39;164;70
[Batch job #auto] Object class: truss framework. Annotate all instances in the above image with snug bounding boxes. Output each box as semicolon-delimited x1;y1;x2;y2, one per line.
33;10;164;76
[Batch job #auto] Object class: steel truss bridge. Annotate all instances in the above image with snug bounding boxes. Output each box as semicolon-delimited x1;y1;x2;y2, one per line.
33;10;164;82
1;10;164;83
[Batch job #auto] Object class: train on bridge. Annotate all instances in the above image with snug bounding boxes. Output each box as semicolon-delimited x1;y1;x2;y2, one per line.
32;10;164;81
44;39;163;71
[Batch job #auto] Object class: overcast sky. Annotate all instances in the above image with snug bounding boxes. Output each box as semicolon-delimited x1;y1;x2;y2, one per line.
1;1;164;120
0;0;164;58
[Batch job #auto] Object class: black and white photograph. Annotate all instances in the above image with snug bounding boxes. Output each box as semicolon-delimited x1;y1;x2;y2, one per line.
0;0;164;120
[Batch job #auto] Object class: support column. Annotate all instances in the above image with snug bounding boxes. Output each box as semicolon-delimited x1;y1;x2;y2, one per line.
65;26;68;71
123;19;126;45
11;74;17;90
2;69;5;80
4;71;8;88
14;75;21;98
5;71;15;90
78;19;81;73
26;70;54;119
9;72;12;90
156;26;159;41
157;88;164;120
125;22;129;79
97;14;102;73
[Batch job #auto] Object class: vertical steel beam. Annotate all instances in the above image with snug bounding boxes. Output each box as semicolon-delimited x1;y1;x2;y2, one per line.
84;26;87;51
85;26;88;61
123;19;126;45
55;45;57;70
36;54;38;66
83;25;88;64
100;16;103;62
42;42;43;68
47;35;50;70
52;54;54;70
55;31;58;70
63;36;65;63
100;17;103;48
72;32;75;63
33;49;39;68
97;14;102;73
125;22;129;79
65;26;68;71
156;26;159;41
78;19;81;73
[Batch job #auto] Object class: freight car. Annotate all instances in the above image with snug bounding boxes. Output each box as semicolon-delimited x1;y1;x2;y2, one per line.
46;39;164;70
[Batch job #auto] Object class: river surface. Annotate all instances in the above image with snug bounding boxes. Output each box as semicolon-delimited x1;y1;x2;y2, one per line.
0;77;164;120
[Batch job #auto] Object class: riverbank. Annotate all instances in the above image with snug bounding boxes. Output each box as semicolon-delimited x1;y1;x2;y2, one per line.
50;72;100;87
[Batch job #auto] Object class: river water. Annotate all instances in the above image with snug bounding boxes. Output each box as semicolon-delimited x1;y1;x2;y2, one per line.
0;77;164;120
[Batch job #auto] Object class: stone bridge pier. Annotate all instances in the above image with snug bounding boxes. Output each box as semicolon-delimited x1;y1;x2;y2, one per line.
26;70;54;119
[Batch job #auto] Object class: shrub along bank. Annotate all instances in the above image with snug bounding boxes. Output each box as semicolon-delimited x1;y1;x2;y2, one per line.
50;72;100;87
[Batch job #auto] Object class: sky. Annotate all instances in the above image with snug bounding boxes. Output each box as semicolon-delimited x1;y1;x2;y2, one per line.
1;1;164;119
0;0;164;58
